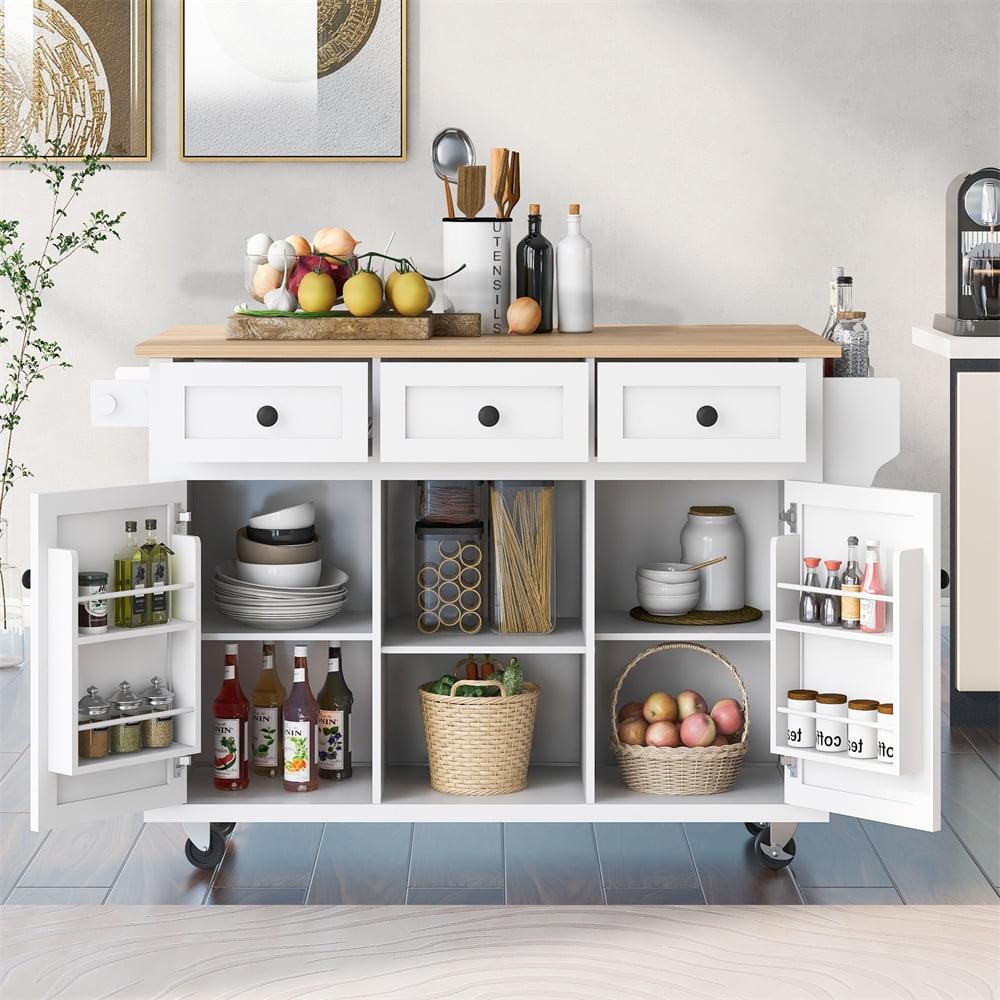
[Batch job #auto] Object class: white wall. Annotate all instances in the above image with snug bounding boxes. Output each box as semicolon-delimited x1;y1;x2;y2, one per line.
2;0;998;574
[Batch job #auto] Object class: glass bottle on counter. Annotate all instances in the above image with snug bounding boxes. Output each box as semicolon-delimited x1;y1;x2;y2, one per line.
141;519;172;625
213;644;249;791
799;557;822;623
829;311;871;378
819;559;842;627
283;646;319;793
821;271;851;376
251;642;285;778
841;536;863;630
317;642;353;781
555;204;594;332
860;539;887;634
515;204;554;332
114;520;147;628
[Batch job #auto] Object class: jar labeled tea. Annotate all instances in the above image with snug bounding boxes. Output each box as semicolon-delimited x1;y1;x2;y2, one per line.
786;689;818;749
877;703;895;763
77;685;110;759
140;675;175;748
815;693;848;753
109;680;143;754
848;699;879;758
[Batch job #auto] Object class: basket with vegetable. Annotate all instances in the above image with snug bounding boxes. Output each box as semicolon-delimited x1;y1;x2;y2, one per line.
419;656;538;795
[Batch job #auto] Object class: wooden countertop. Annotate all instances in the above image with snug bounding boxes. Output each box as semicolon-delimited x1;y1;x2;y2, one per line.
136;324;839;359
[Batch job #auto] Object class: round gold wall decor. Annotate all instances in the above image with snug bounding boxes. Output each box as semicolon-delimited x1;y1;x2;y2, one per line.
318;0;381;78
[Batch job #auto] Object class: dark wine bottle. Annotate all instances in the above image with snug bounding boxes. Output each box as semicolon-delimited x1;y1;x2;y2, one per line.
515;203;554;332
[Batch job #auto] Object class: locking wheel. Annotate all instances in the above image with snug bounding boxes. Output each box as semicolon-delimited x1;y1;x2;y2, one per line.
753;828;796;870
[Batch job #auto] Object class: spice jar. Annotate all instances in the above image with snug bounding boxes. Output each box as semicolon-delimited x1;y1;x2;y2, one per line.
786;689;818;749
877;703;895;764
77;685;111;759
140;676;175;748
848;699;879;759
815;692;848;753
78;571;109;635
108;681;144;754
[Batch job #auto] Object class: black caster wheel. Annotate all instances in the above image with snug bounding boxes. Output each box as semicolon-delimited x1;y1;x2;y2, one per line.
185;830;226;870
744;821;767;838
753;828;796;870
212;822;236;838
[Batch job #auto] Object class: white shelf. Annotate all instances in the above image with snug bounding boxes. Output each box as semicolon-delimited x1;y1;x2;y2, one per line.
201;608;374;642
595;610;772;643
76;742;199;774
776;582;893;604
76;581;194;603
78;619;196;646
78;706;195;732
774;619;894;645
774;744;897;774
382;618;586;654
912;325;1000;360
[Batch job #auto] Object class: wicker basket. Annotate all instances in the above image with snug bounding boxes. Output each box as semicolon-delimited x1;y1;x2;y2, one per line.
610;642;749;795
419;679;540;795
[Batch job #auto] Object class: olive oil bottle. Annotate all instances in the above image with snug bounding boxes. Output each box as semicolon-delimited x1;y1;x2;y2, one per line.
114;520;147;628
251;642;286;778
141;519;173;625
317;642;353;781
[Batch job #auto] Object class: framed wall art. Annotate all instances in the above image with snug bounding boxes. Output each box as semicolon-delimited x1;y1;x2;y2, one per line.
180;0;407;162
0;0;151;161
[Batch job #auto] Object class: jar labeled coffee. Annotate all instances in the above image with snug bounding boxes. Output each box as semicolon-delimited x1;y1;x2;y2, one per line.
140;675;175;748
815;692;848;753
78;571;109;635
877;703;896;763
848;699;879;759
786;689;818;748
78;685;111;759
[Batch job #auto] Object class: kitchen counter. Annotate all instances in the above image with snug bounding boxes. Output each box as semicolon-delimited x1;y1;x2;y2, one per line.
136;324;838;360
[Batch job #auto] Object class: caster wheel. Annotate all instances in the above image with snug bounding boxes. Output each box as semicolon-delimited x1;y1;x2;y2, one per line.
753;828;796;870
185;830;226;870
212;822;236;838
744;821;767;838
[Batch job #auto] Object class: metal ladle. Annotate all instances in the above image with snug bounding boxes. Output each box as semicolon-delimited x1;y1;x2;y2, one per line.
432;127;475;220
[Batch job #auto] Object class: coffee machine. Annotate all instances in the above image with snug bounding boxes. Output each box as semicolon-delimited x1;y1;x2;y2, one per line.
935;167;1000;337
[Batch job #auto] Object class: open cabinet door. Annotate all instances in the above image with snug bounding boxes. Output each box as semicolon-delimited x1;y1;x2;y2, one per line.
771;480;940;831
31;482;200;832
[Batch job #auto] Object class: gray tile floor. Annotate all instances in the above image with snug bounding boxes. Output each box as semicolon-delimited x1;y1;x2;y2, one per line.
3;632;998;906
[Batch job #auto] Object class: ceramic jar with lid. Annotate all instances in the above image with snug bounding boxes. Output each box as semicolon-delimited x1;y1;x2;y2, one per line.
109;681;144;754
877;703;896;763
140;676;175;748
680;506;745;611
786;689;818;749
848;699;879;759
78;685;111;759
814;692;848;753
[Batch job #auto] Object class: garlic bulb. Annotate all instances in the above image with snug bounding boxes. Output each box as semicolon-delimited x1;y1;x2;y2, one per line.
263;286;297;312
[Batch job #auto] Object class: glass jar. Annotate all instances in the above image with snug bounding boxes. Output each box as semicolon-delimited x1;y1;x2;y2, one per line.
416;523;486;635
815;692;848;753
489;481;555;634
108;681;143;754
0;518;25;669
78;685;111;759
829;310;871;377
877;703;895;764
416;481;483;525
78;571;109;635
786;689;818;749
680;505;745;611
140;676;175;748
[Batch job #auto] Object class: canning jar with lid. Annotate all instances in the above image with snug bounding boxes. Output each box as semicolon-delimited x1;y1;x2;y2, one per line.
109;681;144;754
680;506;745;611
786;689;818;749
140;676;175;748
78;571;109;635
78;685;111;759
815;692;848;753
877;703;895;763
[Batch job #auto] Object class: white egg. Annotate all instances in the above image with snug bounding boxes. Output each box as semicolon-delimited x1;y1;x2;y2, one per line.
246;232;272;261
267;239;297;273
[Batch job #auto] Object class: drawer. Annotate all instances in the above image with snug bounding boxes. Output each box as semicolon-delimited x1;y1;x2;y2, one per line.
597;361;807;463
379;361;589;463
150;361;369;464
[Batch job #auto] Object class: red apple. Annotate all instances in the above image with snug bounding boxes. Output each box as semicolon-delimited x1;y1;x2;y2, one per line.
711;735;728;747
618;719;648;746
643;691;678;723
680;712;717;748
710;697;744;737
645;720;682;748
617;701;645;724
676;690;708;721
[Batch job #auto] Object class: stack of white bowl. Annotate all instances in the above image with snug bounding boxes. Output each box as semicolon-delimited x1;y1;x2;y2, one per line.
636;563;700;616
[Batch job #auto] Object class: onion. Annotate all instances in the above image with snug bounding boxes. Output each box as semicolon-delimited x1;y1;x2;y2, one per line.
313;227;360;258
507;296;542;335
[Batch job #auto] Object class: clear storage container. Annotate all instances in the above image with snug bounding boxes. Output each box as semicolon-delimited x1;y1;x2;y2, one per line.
416;523;485;635
78;685;111;759
416;481;483;525
141;675;175;748
489;481;555;634
108;681;144;754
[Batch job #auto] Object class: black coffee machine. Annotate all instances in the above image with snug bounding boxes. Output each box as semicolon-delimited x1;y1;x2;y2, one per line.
934;166;1000;337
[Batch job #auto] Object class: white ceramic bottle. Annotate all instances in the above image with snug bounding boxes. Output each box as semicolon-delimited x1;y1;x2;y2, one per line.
555;204;593;332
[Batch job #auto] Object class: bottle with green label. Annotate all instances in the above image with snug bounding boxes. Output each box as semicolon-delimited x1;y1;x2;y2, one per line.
114;520;147;628
251;642;285;778
317;641;353;781
141;518;173;625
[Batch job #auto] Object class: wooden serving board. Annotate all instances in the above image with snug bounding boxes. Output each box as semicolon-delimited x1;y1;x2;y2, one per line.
226;312;481;341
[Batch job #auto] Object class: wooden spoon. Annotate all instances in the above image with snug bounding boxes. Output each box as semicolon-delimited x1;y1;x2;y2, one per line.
683;555;728;572
491;147;508;218
457;165;486;218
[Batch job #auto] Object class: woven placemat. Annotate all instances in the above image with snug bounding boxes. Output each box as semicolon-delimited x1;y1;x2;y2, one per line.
629;605;763;626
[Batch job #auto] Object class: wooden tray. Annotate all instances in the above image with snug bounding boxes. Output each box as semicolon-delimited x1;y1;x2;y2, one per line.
226;312;481;341
629;605;763;626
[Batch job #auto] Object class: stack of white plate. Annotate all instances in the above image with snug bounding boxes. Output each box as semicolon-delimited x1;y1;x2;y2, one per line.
212;561;350;629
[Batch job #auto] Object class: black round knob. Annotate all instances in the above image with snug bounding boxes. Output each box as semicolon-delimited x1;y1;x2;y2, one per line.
21;569;30;591
478;405;500;428
696;405;718;428
256;405;278;428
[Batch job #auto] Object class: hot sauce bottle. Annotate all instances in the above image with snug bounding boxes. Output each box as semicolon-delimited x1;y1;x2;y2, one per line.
213;643;249;791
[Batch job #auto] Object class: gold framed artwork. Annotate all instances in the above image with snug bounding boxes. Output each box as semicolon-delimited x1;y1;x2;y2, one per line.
0;0;151;162
180;0;407;162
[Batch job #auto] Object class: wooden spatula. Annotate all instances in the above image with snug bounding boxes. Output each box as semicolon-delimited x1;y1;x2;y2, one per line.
491;147;508;218
457;165;486;219
503;151;520;218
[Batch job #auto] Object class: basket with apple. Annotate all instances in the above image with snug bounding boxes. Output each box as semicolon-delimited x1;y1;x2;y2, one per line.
611;642;749;795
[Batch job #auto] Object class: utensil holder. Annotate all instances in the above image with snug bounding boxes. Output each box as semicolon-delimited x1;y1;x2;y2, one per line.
443;219;510;335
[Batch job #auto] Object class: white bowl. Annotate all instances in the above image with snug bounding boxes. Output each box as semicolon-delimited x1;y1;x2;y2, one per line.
234;557;322;588
636;575;700;597
638;592;700;616
248;501;316;531
637;562;699;585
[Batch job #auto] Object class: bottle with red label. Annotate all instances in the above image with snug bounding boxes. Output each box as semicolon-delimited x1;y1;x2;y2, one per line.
213;643;249;791
283;645;319;793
